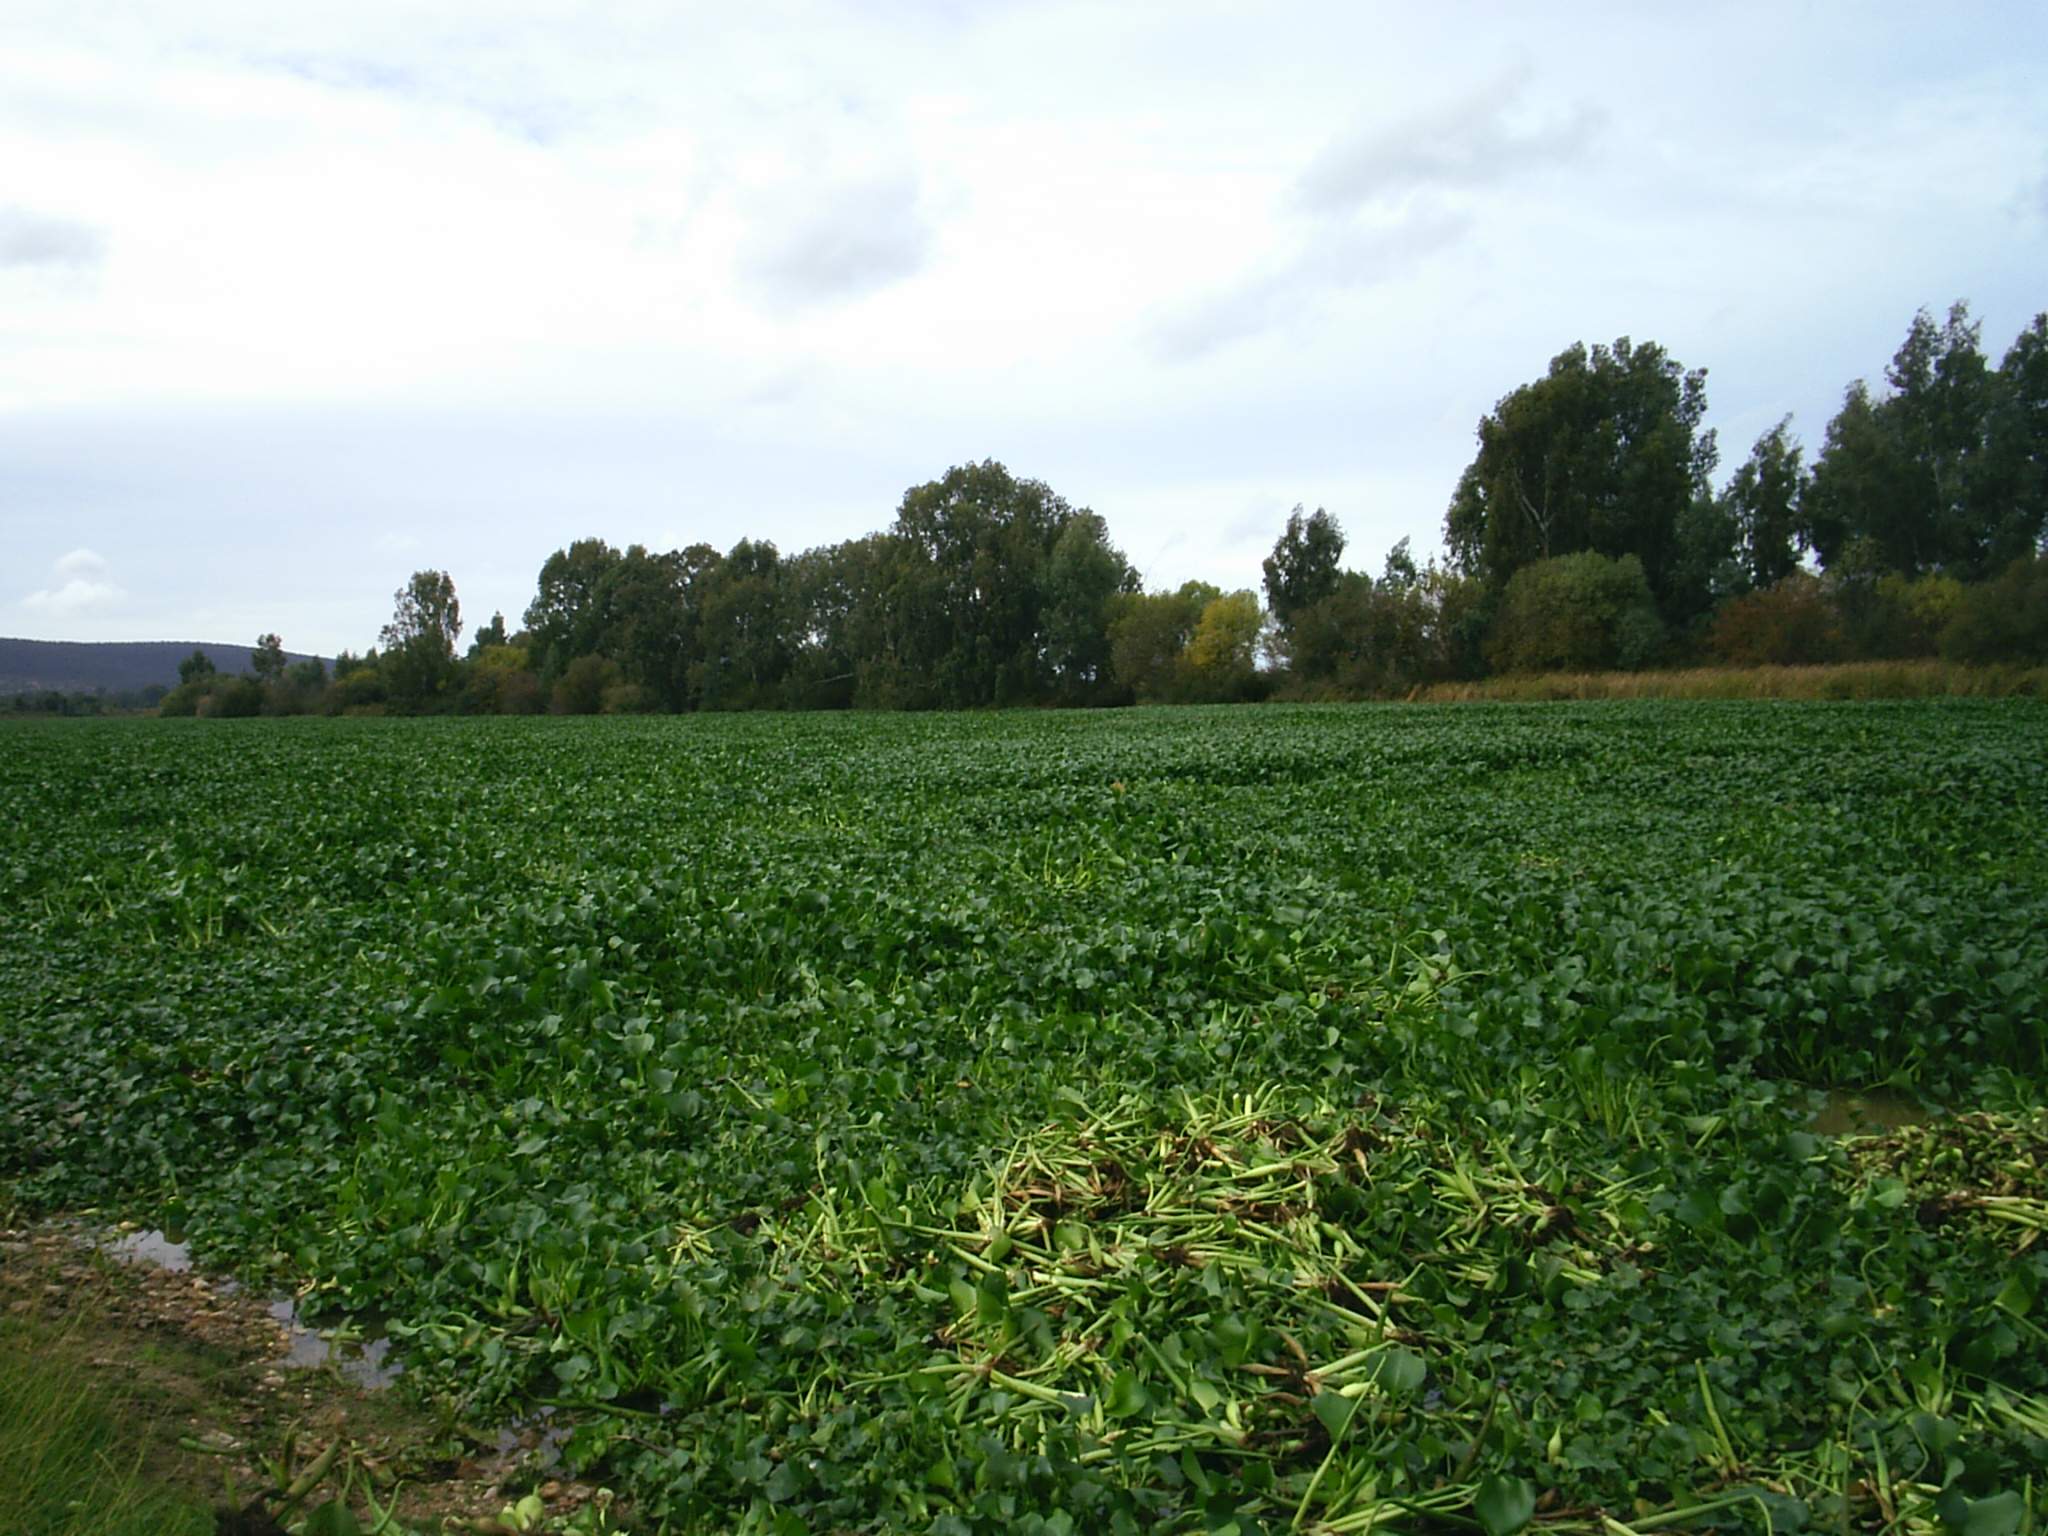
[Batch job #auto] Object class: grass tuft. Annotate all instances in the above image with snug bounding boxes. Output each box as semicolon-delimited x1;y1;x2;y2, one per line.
0;1315;213;1536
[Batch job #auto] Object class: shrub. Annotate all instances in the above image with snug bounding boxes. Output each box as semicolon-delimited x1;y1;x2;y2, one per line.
601;682;657;715
1486;552;1664;674
1709;571;1843;666
552;655;622;715
323;666;389;715
1942;555;2048;663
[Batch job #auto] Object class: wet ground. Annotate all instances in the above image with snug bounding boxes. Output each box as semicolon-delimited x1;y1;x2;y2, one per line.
1813;1087;1930;1136
103;1226;404;1390
0;1217;609;1533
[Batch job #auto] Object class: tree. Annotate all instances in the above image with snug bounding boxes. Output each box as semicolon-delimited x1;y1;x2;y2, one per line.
1381;537;1419;591
1722;418;1809;590
551;654;620;715
467;612;509;658
1183;591;1267;699
1889;302;1993;573
524;539;624;679
1976;313;2048;568
785;535;895;710
1262;507;1345;635
1286;552;1442;697
1802;302;2013;579
284;657;327;693
694;539;789;709
178;649;216;685
250;633;287;684
1445;337;1717;616
1107;582;1216;702
1043;512;1140;703
885;460;1076;708
379;570;462;711
602;543;720;710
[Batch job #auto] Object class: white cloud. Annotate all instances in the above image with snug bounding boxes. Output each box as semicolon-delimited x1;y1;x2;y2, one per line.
0;2;2045;648
22;549;124;616
54;546;109;577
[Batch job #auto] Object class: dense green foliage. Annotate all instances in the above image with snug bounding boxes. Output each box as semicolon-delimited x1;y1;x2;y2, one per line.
4;707;2046;1534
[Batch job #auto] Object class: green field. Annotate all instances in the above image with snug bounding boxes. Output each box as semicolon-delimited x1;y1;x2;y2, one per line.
4;704;2046;1535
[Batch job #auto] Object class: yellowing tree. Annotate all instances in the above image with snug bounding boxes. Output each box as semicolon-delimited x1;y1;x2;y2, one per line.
1186;591;1264;674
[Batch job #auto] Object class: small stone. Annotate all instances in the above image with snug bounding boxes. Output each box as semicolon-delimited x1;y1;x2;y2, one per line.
539;1481;563;1500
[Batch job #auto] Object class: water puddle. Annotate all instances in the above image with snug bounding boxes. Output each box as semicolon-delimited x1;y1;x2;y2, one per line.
267;1298;404;1389
1813;1089;1929;1136
495;1406;572;1470
106;1227;193;1270
97;1226;401;1388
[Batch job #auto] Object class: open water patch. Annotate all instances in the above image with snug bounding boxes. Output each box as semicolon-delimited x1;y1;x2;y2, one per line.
96;1225;401;1389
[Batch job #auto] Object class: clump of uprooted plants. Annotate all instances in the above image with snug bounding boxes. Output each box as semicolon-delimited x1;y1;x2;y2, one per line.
547;1090;2048;1534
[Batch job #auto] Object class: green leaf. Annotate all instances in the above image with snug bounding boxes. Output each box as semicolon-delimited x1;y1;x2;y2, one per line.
1474;1474;1536;1536
1364;1346;1426;1398
1310;1389;1357;1440
1106;1368;1150;1420
1935;1489;2022;1536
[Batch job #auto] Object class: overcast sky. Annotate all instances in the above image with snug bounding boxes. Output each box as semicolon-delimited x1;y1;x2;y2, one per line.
4;1;2045;653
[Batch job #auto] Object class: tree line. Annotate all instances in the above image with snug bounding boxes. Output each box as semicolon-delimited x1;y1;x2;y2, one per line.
163;299;2048;717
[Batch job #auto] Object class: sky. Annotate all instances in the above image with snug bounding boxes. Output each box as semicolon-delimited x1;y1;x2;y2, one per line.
4;0;2045;654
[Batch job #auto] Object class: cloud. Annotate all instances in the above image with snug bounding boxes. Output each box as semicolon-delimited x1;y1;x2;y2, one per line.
23;549;124;616
1296;68;1600;212
0;207;106;269
55;547;109;578
1152;204;1471;362
743;174;933;307
1149;67;1594;363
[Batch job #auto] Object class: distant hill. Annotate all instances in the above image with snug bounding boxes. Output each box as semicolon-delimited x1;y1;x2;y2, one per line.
0;638;329;696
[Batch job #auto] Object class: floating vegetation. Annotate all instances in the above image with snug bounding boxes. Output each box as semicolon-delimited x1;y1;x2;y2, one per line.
2;703;2045;1532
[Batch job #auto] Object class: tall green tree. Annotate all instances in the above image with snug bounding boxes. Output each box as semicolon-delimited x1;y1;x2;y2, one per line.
379;570;462;711
1722;417;1809;590
1976;313;2048;568
785;536;896;709
250;633;287;684
1261;506;1345;635
885;460;1075;708
524;538;625;679
1444;337;1717;616
605;544;719;710
1802;302;2017;578
467;612;509;657
1043;512;1140;703
694;539;789;709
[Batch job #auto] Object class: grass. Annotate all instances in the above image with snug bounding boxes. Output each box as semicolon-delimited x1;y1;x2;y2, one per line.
0;1314;213;1536
1413;658;2048;701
